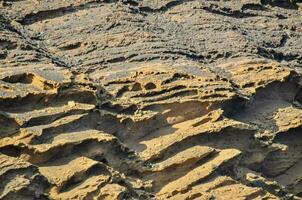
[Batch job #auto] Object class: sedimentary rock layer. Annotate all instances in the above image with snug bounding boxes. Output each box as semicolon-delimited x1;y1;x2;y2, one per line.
0;0;302;199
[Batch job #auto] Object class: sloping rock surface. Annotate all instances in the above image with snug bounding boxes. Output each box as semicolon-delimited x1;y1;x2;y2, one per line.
0;0;302;199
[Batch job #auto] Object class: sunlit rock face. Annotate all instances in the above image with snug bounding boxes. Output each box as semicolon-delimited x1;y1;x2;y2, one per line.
0;0;302;199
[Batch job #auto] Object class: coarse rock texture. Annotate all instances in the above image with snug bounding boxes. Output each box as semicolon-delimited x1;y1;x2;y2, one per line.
0;0;302;199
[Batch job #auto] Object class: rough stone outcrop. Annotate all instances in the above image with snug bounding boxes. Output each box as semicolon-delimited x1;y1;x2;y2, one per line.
0;0;302;199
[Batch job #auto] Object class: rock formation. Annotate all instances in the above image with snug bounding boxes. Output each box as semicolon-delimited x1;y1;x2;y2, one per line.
0;0;302;199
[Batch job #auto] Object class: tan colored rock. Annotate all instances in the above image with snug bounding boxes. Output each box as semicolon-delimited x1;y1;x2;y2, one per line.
0;0;302;199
